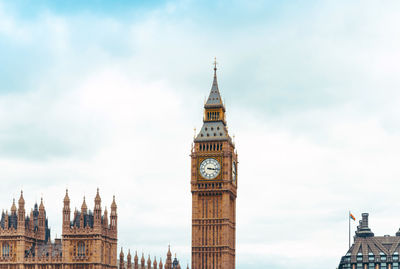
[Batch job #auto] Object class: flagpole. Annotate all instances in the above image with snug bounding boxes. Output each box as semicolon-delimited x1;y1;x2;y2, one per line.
349;210;351;249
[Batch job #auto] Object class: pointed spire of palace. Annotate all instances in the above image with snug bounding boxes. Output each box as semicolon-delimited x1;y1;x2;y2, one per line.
11;199;16;213
195;58;231;143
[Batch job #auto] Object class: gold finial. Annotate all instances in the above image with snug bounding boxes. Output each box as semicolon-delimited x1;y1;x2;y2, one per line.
193;128;196;139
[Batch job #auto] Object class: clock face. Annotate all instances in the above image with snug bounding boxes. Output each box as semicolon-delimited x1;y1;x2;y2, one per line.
199;158;221;179
232;161;237;182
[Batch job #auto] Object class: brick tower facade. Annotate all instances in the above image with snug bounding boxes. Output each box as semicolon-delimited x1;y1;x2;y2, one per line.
191;62;238;269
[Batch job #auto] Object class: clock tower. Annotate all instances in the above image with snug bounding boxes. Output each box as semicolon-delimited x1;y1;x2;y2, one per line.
191;61;238;269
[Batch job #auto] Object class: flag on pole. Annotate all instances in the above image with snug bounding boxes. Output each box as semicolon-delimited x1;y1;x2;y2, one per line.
350;212;356;221
349;211;356;248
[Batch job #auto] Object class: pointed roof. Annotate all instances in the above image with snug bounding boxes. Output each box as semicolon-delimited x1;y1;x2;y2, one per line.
147;255;151;265
95;188;101;204
205;59;223;108
167;245;171;258
39;197;45;211
153;257;157;267
111;195;117;210
11;199;16;213
18;190;25;207
81;197;87;213
64;189;70;203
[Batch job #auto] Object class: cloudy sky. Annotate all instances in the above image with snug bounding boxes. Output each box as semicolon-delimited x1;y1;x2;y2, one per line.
1;0;400;268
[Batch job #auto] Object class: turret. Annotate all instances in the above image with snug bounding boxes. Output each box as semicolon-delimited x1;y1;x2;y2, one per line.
11;199;16;214
153;257;157;269
10;199;17;230
134;251;139;269
29;209;34;230
172;254;180;269
38;198;45;238
127;250;132;269
120;248;125;269
94;188;102;229
110;196;117;233
147;255;151;269
159;259;163;269
140;253;145;269
17;191;25;231
104;207;109;227
63;189;71;231
81;197;88;215
165;246;172;269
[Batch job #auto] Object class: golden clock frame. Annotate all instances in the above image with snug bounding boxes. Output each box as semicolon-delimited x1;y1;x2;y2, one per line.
197;156;223;181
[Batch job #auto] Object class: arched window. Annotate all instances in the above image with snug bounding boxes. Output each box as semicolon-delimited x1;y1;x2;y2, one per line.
2;243;9;257
77;242;85;257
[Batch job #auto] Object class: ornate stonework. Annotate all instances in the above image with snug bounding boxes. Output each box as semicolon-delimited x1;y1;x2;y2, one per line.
0;189;118;269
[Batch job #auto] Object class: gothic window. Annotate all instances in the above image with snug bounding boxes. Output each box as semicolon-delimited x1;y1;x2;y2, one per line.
77;241;85;257
2;243;9;257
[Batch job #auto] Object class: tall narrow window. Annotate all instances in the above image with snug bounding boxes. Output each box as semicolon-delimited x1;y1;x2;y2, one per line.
77;242;85;257
2;243;9;257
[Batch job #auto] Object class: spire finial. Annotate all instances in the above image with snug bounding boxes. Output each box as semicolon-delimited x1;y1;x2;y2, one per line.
213;57;217;74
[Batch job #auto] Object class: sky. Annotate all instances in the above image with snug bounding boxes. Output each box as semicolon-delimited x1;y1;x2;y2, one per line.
1;0;400;268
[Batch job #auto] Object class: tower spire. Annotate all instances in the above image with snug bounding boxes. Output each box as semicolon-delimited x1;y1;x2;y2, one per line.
213;57;217;75
205;58;223;107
